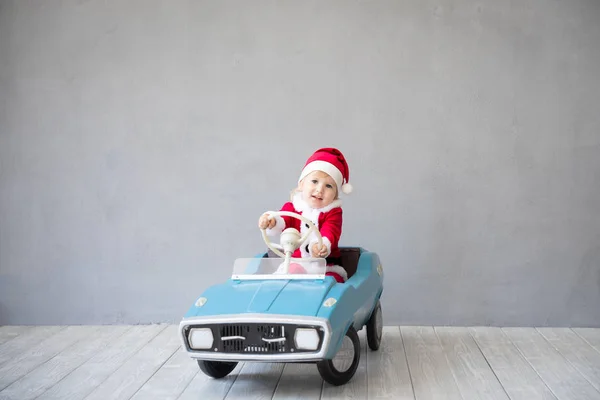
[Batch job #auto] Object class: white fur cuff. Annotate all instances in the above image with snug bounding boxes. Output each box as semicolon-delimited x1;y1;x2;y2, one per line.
266;215;285;236
310;236;332;258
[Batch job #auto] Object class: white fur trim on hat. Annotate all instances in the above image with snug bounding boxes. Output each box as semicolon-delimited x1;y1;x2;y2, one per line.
299;160;344;193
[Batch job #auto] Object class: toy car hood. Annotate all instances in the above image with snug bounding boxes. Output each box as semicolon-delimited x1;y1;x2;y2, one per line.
184;277;338;318
185;257;338;318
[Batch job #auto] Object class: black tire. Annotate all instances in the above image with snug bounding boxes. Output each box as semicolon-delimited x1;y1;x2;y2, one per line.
197;360;238;379
366;300;383;351
317;326;361;386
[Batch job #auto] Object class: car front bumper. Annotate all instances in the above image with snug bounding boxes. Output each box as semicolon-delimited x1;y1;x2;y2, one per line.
179;313;332;362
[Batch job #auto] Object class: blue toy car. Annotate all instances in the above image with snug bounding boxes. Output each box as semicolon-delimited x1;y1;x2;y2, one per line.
179;211;384;386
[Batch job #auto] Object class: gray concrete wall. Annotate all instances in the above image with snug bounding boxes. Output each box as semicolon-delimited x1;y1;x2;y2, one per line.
1;0;599;326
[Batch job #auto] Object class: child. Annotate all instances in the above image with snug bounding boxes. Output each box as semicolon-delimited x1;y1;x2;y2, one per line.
258;148;353;283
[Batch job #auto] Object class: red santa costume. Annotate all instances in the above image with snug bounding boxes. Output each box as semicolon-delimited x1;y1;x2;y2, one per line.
266;148;352;283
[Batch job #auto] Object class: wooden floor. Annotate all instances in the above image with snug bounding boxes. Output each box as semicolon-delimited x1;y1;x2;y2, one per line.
1;325;600;399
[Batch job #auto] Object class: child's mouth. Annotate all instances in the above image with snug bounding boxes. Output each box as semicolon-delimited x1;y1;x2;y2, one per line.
311;195;322;201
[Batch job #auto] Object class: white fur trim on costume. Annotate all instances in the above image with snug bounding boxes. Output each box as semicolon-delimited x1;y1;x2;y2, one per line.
292;192;342;214
298;208;319;259
303;263;347;281
265;214;285;236
326;265;348;281
302;261;326;274
310;236;331;258
299;160;343;192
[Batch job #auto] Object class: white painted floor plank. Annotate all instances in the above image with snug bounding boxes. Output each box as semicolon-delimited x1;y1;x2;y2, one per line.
224;362;285;399
0;326;33;346
129;347;199;400
573;329;600;355
84;325;181;400
38;324;166;400
401;326;463;400
0;326;93;391
271;363;322;400
321;329;368;400
0;326;64;366
0;325;130;400
470;327;557;400
435;327;509;400
367;326;415;400
503;327;600;400
537;328;600;393
177;362;244;400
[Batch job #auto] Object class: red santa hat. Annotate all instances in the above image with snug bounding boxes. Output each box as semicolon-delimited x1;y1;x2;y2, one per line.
298;148;352;194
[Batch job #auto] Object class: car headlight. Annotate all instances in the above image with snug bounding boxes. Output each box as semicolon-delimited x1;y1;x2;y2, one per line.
188;328;214;349
294;328;320;350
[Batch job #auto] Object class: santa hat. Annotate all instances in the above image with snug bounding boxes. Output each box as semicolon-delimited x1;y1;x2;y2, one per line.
298;148;352;194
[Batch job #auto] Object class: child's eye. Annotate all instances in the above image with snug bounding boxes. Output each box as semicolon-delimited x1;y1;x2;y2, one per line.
326;184;333;189
311;180;318;184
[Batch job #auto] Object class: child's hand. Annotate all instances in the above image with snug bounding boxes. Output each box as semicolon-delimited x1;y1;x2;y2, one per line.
311;243;328;258
258;213;276;230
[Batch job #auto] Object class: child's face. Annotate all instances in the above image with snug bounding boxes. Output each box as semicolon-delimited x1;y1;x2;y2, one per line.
298;170;338;209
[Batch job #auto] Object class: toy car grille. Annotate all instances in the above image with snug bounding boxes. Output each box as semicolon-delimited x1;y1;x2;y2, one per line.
185;323;324;354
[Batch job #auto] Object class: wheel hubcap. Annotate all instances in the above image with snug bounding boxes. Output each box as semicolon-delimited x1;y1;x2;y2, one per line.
332;335;355;372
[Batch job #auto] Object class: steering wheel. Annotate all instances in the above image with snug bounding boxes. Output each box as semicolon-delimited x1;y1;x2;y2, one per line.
260;211;323;258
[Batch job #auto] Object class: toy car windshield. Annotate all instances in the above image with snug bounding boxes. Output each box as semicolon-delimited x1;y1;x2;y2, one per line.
231;257;327;280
